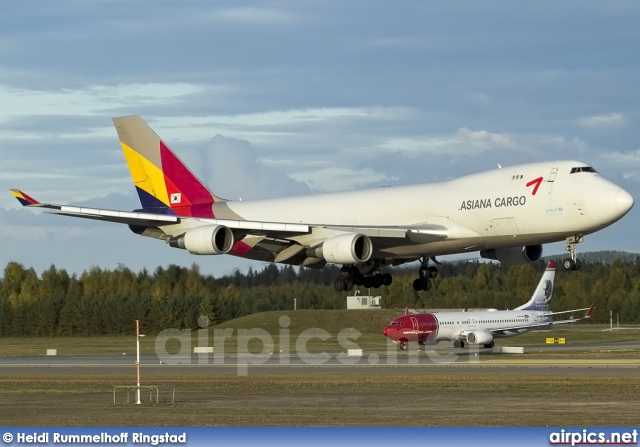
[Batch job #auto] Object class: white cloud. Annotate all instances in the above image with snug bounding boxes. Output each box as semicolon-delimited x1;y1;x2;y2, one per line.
379;136;457;153
576;112;626;129
598;149;640;183
181;134;310;201
290;167;397;193
206;7;301;24
153;107;384;137
376;128;515;158
0;224;48;241
457;127;516;148
0;83;204;132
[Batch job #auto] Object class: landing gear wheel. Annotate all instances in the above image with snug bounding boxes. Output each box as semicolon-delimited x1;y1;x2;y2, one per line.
483;341;495;349
373;274;384;288
418;265;438;279
562;258;576;271
574;258;581;271
453;340;464;349
412;278;431;292
382;273;393;286
416;258;438;291
353;273;365;286
399;343;407;351
344;278;354;292
334;278;346;292
363;276;373;288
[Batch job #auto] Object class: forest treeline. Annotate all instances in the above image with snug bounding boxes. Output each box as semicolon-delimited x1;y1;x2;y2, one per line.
1;252;639;336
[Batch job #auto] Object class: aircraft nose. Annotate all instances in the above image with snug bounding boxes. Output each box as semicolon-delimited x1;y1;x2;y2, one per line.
585;177;634;225
383;327;388;337
615;188;634;215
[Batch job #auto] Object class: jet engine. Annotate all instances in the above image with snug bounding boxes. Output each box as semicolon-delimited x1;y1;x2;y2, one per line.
174;225;235;255
466;330;494;345
479;244;543;265
310;233;373;264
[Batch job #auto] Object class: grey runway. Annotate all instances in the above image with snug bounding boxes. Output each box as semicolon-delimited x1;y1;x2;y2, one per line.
1;340;639;374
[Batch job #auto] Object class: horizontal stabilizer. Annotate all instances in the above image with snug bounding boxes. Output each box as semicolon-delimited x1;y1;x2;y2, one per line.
489;304;595;334
549;303;595;324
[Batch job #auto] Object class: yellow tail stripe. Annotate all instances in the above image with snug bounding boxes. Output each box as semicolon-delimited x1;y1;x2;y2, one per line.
121;143;170;206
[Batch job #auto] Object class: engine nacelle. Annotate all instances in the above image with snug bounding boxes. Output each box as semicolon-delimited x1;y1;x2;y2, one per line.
180;225;235;255
480;244;543;265
466;330;494;345
314;233;373;264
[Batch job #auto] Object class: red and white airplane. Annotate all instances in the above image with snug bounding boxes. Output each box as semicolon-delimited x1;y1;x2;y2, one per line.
383;261;594;349
10;116;634;292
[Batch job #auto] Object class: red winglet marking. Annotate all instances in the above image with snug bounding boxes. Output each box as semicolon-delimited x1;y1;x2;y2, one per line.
526;176;543;195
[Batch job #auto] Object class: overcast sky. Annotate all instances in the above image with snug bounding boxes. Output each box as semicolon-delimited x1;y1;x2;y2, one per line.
1;1;639;276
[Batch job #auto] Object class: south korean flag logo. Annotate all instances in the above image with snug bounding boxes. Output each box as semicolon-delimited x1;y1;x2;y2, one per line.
170;193;182;204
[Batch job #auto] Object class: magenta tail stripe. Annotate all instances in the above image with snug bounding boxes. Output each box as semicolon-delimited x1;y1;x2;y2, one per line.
159;141;214;207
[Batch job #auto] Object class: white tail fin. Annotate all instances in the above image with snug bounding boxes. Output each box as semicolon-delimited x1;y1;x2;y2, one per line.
514;261;556;311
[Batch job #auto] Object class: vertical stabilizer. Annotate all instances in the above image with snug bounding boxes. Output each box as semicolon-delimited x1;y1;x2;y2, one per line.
113;115;224;217
515;261;556;311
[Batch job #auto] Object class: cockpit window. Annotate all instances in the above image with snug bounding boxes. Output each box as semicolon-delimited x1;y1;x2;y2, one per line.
570;166;598;174
389;321;404;326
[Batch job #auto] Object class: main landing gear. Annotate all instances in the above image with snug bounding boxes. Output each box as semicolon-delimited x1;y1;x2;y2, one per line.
562;235;583;271
334;265;393;292
412;258;438;292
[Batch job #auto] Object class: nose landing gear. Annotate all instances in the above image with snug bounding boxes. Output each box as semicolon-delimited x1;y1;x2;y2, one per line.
563;235;583;271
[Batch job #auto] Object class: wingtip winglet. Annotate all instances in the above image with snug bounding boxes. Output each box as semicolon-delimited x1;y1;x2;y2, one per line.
585;303;595;318
10;189;40;206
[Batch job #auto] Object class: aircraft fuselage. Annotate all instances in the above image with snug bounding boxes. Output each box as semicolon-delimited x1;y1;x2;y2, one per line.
211;160;633;261
383;310;552;346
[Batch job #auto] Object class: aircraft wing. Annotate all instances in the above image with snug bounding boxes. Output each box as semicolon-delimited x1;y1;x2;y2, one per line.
11;188;454;269
10;189;450;240
11;189;180;226
10;189;311;234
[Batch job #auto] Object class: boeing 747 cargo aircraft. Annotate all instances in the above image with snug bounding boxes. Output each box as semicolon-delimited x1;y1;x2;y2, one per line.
11;116;634;291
